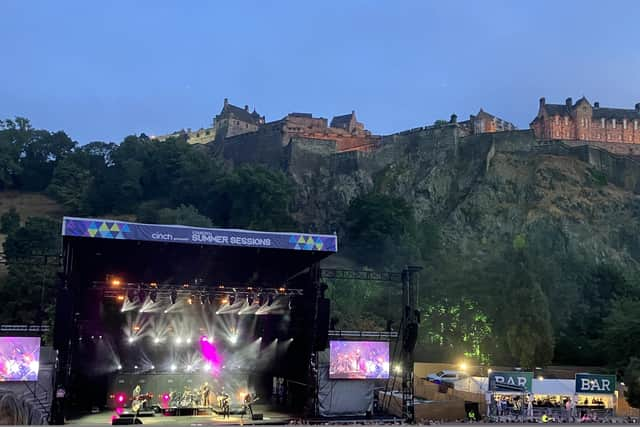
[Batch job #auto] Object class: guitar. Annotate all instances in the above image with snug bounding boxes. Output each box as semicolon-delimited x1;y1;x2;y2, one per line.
244;396;260;407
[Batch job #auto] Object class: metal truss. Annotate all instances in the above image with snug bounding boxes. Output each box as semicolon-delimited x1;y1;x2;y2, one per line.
0;252;61;266
329;330;398;339
319;268;402;282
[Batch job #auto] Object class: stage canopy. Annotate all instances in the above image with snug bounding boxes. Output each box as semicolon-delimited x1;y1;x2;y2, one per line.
61;216;338;286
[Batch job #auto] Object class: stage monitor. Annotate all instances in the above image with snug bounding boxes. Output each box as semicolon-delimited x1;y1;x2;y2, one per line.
329;340;389;380
0;336;41;381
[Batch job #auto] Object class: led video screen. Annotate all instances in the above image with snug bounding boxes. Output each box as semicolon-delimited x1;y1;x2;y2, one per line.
329;340;389;380
0;337;41;381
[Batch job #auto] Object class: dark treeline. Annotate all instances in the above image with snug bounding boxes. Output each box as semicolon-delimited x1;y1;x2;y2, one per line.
1;118;639;406
0;117;295;230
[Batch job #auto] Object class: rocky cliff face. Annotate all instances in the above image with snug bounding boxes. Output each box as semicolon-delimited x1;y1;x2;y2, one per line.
284;128;640;269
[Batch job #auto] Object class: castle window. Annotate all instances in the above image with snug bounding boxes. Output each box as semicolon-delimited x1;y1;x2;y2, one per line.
624;119;628;129
601;118;605;128
581;118;586;127
635;120;639;130
612;119;616;129
564;116;569;125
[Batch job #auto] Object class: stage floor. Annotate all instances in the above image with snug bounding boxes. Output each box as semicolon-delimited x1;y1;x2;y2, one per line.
68;405;294;425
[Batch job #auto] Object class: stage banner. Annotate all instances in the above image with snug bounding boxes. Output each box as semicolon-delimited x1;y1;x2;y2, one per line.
575;373;616;394
62;217;337;252
489;371;533;392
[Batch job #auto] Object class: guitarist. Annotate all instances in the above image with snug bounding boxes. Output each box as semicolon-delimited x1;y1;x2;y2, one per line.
243;392;258;418
131;384;142;413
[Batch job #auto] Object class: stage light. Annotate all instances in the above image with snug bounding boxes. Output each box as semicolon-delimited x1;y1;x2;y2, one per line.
229;333;239;345
153;337;160;344
488;368;492;374
186;364;193;371
393;364;402;374
538;376;544;381
111;278;122;287
278;287;286;293
117;295;125;301
117;365;122;370
150;365;155;370
175;337;183;345
203;363;211;372
99;335;103;339
134;365;139;370
207;336;214;344
149;289;158;303
187;295;194;305
91;335;95;339
186;337;192;344
459;362;468;371
170;289;177;305
128;337;135;344
29;361;39;373
162;393;170;402
115;393;126;404
170;364;177;372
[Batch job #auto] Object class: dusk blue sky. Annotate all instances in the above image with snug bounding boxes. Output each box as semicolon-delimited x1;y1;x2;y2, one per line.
2;1;640;144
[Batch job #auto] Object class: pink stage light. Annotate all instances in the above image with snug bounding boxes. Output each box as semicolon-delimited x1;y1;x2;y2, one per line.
115;407;124;415
199;337;222;375
115;393;126;404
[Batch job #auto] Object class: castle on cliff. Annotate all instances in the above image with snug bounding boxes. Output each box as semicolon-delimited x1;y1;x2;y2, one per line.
153;98;378;152
152;96;640;155
531;97;640;144
152;98;515;153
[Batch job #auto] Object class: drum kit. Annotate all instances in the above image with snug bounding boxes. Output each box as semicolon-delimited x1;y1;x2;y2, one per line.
169;387;202;408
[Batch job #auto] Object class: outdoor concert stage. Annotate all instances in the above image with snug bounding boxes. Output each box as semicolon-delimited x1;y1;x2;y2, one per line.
54;217;336;424
69;403;293;425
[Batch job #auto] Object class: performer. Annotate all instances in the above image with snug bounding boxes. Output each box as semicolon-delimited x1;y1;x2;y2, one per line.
243;392;255;418
201;382;211;407
131;384;143;413
132;384;141;399
219;389;230;419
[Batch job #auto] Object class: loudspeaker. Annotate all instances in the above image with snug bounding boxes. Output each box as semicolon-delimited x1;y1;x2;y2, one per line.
252;413;263;420
112;417;143;425
314;298;330;351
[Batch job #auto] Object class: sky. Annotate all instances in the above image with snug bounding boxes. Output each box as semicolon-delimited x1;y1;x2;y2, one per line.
2;0;640;144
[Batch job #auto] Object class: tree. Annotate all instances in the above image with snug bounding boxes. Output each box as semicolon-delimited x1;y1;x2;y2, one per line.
0;117;29;189
0;217;61;330
207;165;296;231
47;157;93;214
601;296;640;366
155;204;213;228
19;130;76;191
624;358;640;409
344;193;416;266
0;208;20;234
